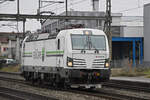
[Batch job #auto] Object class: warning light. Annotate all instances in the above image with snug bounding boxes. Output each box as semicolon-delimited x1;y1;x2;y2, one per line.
83;30;92;35
85;31;89;35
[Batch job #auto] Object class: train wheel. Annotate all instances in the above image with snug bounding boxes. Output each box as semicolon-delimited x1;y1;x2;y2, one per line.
37;79;42;87
63;78;70;89
52;82;59;89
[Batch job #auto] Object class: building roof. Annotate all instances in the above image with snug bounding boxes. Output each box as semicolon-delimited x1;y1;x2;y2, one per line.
0;32;23;38
144;3;150;7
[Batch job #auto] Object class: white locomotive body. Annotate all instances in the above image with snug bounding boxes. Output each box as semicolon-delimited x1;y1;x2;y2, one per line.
21;28;110;87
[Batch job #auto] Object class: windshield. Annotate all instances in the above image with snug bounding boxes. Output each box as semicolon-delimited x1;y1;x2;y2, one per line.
71;35;88;50
71;34;106;50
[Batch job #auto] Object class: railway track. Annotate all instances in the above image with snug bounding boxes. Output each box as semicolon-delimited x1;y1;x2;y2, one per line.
0;86;58;100
103;80;150;92
1;71;150;92
0;71;21;75
69;88;149;100
0;71;150;100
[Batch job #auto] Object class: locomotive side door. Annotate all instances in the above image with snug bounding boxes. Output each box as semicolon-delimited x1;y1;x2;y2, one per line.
56;37;65;67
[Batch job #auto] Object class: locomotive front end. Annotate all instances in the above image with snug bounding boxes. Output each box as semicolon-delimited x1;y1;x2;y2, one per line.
66;29;111;84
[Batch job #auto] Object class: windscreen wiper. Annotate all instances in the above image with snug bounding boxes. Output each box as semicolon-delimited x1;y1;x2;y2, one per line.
88;37;99;54
81;36;89;53
90;42;99;53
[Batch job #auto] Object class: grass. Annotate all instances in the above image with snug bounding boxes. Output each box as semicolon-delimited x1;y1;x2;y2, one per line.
143;69;150;78
143;69;150;75
111;67;150;78
0;65;20;72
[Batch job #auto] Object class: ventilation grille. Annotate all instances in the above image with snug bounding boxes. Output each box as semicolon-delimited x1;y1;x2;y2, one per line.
73;58;86;67
92;59;105;67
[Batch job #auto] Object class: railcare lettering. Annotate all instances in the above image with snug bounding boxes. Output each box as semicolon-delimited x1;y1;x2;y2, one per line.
33;49;42;59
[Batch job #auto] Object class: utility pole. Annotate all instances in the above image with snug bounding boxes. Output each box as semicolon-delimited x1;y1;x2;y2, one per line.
23;18;26;38
104;0;112;60
66;0;68;16
17;0;19;33
17;0;19;14
65;0;68;29
38;0;41;15
16;0;20;62
16;0;21;63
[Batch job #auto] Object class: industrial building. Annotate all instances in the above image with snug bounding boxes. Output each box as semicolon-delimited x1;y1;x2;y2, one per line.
112;16;143;67
41;11;143;67
144;3;150;66
0;32;22;61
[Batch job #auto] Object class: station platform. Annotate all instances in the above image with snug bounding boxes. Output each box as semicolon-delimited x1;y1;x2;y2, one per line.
111;77;150;83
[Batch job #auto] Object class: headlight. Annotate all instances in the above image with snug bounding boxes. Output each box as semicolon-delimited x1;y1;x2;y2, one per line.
68;62;73;67
105;62;109;68
67;57;73;67
105;59;110;68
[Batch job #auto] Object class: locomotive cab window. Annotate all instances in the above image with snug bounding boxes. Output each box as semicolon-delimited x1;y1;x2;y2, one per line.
71;34;106;50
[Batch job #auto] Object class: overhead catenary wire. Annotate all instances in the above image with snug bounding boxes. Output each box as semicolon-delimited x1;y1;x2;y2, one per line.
55;0;86;11
52;0;146;15
117;6;143;13
116;0;150;13
1;0;149;32
42;0;87;14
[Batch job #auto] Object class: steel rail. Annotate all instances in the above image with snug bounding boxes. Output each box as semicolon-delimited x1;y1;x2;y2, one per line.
0;76;148;100
0;76;25;84
1;72;150;93
68;89;149;100
0;71;21;75
0;92;26;100
103;80;150;93
0;72;150;100
0;86;59;100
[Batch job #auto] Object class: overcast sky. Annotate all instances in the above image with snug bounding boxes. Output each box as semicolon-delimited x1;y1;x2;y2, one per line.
0;0;149;32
